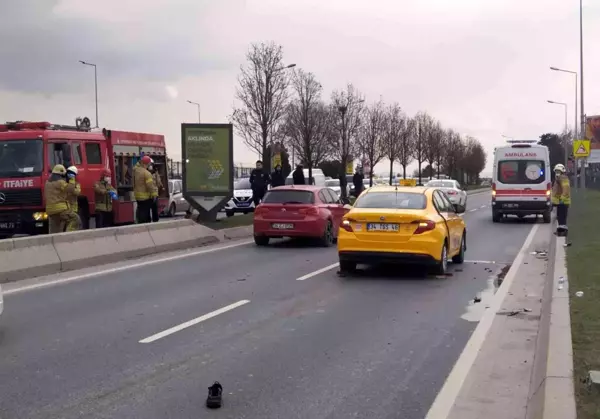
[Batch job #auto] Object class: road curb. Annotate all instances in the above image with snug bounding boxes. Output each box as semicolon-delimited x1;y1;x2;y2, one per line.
527;231;577;419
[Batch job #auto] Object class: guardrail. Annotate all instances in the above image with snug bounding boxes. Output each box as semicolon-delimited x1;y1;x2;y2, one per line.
0;220;254;284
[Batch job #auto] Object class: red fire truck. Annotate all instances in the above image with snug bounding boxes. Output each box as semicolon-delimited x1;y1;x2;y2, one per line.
0;118;169;238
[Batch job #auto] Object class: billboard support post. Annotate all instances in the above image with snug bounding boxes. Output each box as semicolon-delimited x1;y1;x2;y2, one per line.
181;123;234;222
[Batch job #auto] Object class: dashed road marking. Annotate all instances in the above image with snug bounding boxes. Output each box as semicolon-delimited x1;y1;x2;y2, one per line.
296;263;340;281
139;300;251;344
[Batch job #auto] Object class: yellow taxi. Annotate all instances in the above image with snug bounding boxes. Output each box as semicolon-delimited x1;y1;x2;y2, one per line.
337;185;466;274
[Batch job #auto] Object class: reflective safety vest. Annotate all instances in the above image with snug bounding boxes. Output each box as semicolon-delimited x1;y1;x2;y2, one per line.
133;163;158;201
152;172;163;191
66;178;81;213
551;174;571;205
94;180;116;212
45;179;75;215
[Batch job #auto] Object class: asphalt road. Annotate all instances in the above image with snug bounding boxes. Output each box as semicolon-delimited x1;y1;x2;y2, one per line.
0;191;540;419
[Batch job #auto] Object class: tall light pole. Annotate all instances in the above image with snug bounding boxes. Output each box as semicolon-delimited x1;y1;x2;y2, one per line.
187;100;201;123
550;67;578;139
547;100;569;166
79;60;98;128
580;0;586;188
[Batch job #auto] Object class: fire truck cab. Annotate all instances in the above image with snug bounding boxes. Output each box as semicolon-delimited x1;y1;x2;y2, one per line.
0;118;169;238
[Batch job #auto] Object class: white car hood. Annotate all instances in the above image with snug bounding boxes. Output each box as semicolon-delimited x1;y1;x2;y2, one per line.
234;189;253;198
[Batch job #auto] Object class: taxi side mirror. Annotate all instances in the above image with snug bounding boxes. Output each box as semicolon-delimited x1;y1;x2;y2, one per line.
453;203;466;214
343;204;353;211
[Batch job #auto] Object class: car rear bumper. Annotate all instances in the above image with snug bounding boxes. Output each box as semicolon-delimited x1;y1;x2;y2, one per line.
339;250;438;265
254;218;326;238
492;200;551;214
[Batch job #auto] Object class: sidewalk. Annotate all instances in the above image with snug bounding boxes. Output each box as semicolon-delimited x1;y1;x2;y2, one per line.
425;222;555;419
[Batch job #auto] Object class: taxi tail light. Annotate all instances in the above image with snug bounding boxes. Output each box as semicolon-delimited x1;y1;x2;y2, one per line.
412;220;436;234
546;182;552;198
299;206;319;216
341;218;355;232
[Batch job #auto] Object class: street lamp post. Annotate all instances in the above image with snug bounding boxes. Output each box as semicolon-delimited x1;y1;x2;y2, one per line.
79;60;99;128
550;67;578;140
547;100;569;167
580;0;586;188
187;100;201;123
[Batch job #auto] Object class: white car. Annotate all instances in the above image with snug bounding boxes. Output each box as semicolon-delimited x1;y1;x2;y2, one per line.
163;179;188;217
223;178;255;217
325;179;345;197
424;179;468;208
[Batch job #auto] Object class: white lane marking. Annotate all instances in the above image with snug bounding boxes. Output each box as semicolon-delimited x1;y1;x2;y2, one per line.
424;223;539;419
463;260;507;264
4;240;254;296
139;300;251;344
468;209;477;212
479;205;486;209
296;263;339;281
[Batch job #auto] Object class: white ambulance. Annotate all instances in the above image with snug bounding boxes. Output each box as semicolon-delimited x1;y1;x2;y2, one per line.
492;140;552;223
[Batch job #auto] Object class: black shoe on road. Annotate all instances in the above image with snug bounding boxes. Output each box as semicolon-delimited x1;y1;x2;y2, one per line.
206;381;223;409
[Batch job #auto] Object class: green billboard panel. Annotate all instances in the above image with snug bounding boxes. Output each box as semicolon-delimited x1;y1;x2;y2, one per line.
181;123;234;218
182;124;233;193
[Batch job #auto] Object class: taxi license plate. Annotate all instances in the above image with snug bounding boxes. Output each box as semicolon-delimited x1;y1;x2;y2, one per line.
272;223;294;230
0;222;15;230
367;223;399;232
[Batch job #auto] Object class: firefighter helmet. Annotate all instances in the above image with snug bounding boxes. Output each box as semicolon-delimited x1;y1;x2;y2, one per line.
140;155;152;165
554;163;566;173
66;166;78;175
51;164;67;175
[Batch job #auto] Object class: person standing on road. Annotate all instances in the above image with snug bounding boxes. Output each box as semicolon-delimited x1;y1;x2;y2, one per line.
552;163;571;236
94;169;117;228
250;160;270;206
271;164;285;188
133;155;158;224
45;164;79;234
353;167;364;197
65;166;82;231
292;164;305;185
148;160;163;222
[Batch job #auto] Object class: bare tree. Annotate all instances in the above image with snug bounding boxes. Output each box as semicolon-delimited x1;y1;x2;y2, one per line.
331;84;365;198
444;131;465;179
284;69;332;183
382;103;405;185
435;129;450;178
398;117;415;179
424;120;444;179
413;111;433;184
232;42;292;171
358;99;386;187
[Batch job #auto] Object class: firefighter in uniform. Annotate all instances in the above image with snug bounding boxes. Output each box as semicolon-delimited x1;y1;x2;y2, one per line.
65;166;82;231
45;164;79;234
149;159;163;222
133;155;158;223
551;163;571;236
94;169;117;228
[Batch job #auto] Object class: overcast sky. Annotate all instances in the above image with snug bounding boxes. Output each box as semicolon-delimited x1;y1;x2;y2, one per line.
1;0;598;175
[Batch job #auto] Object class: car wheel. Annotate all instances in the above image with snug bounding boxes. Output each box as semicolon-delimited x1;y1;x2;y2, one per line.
226;211;234;218
320;220;334;247
492;210;501;223
452;233;466;264
433;241;448;275
339;260;357;273
254;235;269;246
542;210;551;224
168;203;176;217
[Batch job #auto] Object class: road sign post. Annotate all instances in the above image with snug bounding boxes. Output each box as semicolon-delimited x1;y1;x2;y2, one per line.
181;123;234;222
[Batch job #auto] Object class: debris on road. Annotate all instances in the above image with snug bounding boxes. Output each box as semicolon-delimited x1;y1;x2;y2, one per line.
575;291;584;298
473;295;482;303
206;381;223;409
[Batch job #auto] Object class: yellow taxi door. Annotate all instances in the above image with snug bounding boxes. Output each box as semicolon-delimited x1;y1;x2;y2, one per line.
437;190;463;255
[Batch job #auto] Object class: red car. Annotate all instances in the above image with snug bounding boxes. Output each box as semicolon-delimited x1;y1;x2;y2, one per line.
253;185;349;246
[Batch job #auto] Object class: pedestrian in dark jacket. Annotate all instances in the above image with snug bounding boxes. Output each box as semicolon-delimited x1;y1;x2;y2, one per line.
271;164;285;188
292;164;306;185
352;168;364;197
250;160;270;206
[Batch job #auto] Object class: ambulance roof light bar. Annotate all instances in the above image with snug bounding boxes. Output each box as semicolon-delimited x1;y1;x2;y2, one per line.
505;140;537;144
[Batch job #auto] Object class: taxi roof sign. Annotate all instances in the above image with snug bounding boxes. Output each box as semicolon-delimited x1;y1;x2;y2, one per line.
573;139;591;158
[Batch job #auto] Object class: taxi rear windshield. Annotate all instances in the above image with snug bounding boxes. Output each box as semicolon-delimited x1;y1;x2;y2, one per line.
498;160;546;184
355;192;426;209
262;190;315;204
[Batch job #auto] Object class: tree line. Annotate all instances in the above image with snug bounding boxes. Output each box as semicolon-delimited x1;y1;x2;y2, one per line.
232;42;487;195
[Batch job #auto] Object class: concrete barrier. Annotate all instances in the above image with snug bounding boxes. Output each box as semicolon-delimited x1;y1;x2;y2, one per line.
0;219;250;284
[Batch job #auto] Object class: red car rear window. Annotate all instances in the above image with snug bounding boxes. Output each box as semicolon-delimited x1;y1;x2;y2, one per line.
262;190;315;204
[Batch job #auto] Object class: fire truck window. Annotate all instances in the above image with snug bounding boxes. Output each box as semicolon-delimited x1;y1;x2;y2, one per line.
85;143;102;165
72;143;82;165
48;142;72;168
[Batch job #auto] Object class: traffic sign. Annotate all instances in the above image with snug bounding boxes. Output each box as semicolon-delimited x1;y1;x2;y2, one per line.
346;161;354;175
272;152;282;168
573;139;591;158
